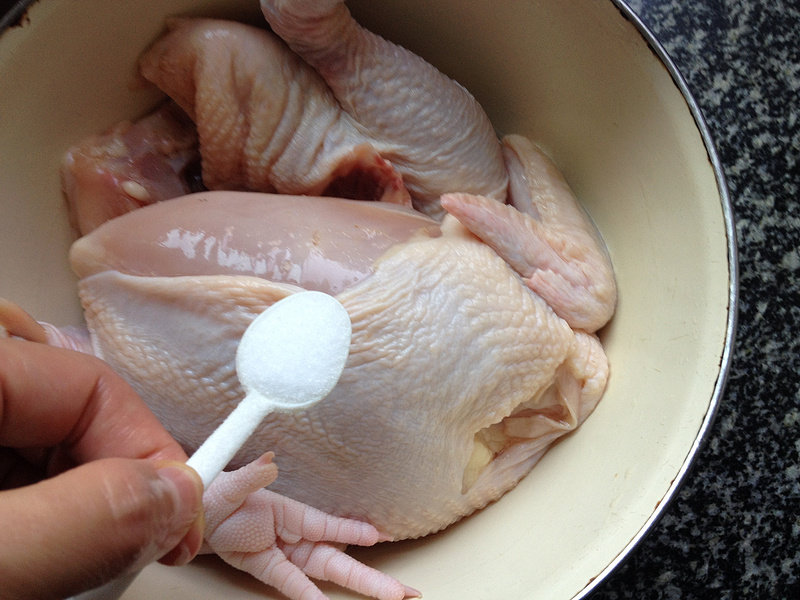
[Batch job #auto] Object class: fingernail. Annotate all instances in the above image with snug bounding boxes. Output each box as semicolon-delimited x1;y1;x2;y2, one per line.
155;462;205;566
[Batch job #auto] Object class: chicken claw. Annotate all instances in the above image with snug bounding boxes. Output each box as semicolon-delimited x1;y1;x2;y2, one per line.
204;453;417;600
0;298;48;342
0;298;93;352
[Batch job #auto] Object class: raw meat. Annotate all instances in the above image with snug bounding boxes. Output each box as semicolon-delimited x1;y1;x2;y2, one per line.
136;12;506;218
69;144;612;541
62;103;199;235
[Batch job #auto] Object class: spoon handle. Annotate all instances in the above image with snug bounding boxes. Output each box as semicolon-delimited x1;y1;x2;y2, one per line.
186;393;270;489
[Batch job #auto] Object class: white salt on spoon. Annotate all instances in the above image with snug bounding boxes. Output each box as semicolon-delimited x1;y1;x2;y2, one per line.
186;290;352;488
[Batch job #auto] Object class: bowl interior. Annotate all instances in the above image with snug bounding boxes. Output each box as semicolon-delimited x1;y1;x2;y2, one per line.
0;1;733;598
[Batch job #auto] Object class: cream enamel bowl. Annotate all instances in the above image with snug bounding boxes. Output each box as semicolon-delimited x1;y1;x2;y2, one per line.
0;1;737;598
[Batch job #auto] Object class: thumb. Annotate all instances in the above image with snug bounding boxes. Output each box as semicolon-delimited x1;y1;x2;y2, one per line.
0;458;204;600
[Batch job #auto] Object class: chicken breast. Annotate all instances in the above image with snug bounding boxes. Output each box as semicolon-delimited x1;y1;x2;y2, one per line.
70;187;609;540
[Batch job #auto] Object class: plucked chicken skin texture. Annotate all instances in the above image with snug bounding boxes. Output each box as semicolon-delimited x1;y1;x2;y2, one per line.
135;12;507;220
70;189;610;539
39;1;617;597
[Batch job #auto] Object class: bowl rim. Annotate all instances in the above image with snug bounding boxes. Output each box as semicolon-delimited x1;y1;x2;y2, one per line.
573;1;739;596
0;1;33;31
0;0;740;596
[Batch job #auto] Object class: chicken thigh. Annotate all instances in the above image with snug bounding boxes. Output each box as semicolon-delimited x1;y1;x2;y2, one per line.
136;10;506;218
257;0;509;216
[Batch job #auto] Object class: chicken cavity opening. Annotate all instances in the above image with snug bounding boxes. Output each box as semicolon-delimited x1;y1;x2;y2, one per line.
319;144;412;205
462;379;576;494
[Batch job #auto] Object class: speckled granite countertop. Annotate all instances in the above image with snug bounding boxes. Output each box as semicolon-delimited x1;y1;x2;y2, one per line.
590;1;799;598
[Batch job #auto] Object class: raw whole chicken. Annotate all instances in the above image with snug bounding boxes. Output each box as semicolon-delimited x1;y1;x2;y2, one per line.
67;132;614;543
1;2;618;600
48;133;615;600
76;188;606;506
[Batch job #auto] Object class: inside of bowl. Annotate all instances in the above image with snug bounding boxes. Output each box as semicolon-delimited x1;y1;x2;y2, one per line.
0;1;732;598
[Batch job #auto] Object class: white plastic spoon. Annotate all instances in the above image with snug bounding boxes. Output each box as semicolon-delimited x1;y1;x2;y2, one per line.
186;290;352;488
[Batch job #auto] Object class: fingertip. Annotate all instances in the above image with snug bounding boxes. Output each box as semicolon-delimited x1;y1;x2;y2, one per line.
0;458;205;597
157;514;205;566
155;460;204;502
153;461;205;566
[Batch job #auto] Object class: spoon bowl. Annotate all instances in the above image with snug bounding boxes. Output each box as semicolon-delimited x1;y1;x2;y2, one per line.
236;290;353;412
187;291;352;488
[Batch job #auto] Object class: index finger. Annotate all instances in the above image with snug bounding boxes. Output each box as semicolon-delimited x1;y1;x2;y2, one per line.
0;338;186;465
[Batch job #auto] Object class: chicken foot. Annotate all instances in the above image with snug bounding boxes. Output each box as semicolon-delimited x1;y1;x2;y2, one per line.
205;453;418;600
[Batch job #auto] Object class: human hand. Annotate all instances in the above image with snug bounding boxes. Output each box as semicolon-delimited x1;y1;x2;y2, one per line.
0;338;205;599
